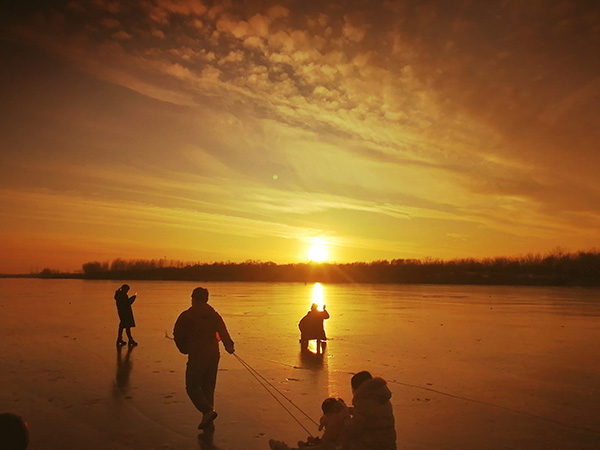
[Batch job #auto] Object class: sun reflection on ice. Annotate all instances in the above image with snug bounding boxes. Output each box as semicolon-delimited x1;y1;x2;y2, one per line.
312;282;324;310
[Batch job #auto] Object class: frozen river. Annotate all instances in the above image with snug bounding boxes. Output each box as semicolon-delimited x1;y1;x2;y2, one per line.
1;278;599;449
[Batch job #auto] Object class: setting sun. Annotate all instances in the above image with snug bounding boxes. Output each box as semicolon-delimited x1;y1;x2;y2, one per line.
308;242;329;262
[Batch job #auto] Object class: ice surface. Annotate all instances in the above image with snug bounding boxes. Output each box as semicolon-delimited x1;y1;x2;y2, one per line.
1;279;599;449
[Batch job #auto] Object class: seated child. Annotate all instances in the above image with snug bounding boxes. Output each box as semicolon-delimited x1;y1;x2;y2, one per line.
269;397;350;450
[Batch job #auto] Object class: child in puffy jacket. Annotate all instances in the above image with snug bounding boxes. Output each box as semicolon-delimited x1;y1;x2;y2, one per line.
269;397;350;450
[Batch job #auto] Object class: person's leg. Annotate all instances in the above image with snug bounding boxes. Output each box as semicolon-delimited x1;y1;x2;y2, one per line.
187;359;220;429
117;326;126;345
186;362;212;414
300;336;309;350
125;328;137;346
201;358;219;410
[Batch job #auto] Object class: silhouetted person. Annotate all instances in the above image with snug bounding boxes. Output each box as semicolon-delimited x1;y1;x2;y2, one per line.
343;371;396;450
0;413;29;450
299;303;329;352
114;284;138;346
174;287;235;430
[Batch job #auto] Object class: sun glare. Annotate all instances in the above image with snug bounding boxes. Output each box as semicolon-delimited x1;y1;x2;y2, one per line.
312;282;324;310
308;242;329;262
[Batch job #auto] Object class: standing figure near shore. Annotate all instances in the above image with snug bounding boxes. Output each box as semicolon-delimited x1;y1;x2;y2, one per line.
299;303;330;351
114;284;138;347
174;287;235;431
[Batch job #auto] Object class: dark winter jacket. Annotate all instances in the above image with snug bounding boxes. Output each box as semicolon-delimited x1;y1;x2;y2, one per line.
320;399;351;443
173;303;234;362
299;309;330;340
114;289;136;328
343;377;397;450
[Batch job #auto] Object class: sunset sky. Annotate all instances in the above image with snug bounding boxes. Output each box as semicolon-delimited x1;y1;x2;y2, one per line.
1;1;599;273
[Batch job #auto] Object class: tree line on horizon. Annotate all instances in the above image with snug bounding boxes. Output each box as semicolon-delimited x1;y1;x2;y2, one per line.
31;249;600;286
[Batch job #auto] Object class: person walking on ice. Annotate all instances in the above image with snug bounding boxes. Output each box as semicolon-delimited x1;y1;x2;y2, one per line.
174;287;235;430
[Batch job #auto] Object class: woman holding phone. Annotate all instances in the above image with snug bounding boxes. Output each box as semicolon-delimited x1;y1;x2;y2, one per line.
114;284;138;347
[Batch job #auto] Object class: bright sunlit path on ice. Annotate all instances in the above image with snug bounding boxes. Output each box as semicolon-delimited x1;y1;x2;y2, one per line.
312;282;324;310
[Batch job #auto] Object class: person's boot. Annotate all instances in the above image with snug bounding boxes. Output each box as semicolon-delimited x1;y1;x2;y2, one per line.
198;410;218;429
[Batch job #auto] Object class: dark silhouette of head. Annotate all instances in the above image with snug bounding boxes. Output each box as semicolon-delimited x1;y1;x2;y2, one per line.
120;284;130;293
192;287;209;306
0;413;29;450
351;371;373;392
311;303;319;312
321;398;344;415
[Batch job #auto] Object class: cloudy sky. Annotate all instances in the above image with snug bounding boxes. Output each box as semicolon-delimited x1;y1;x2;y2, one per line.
0;0;598;273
